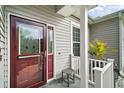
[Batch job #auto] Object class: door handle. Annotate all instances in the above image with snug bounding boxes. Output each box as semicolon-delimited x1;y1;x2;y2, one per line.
41;51;47;59
38;52;44;70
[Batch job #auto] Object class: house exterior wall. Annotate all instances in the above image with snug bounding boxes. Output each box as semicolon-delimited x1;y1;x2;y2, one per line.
90;17;119;68
2;5;120;88
0;5;5;88
4;5;79;87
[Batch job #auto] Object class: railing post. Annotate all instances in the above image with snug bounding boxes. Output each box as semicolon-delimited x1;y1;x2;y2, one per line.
93;67;103;88
107;59;114;63
107;59;114;88
93;59;114;88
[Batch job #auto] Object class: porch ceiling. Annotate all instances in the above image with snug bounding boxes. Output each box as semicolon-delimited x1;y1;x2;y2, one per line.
57;5;96;18
56;5;96;24
56;5;124;24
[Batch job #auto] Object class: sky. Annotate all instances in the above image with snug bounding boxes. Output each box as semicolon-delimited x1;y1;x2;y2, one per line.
88;5;124;19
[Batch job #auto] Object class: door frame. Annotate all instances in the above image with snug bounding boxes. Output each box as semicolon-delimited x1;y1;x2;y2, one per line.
47;24;56;82
7;12;56;87
10;15;47;88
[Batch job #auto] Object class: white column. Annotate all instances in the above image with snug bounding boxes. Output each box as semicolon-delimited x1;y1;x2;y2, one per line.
80;5;88;88
119;12;124;76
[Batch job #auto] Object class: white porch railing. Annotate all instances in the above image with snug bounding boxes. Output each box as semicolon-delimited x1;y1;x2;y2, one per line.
88;58;107;85
93;59;114;88
71;55;114;88
71;55;80;77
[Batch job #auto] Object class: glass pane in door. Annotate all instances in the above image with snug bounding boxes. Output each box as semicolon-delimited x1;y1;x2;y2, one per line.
16;22;45;87
17;22;43;55
48;28;53;53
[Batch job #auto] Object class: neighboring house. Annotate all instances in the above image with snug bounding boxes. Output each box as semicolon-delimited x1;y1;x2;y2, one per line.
0;5;122;88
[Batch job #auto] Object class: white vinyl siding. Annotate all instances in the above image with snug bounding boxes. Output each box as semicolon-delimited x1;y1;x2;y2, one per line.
90;17;119;68
0;5;5;88
5;5;79;84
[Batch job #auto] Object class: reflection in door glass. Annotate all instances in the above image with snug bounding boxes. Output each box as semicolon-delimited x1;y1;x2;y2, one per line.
17;22;43;55
48;26;53;53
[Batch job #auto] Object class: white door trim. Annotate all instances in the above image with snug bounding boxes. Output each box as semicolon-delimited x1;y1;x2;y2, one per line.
47;24;56;82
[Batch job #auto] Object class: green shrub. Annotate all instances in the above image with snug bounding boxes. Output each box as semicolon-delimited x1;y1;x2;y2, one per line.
88;39;107;59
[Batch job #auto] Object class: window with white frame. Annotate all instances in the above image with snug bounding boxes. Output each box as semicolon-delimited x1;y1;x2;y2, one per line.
72;25;80;56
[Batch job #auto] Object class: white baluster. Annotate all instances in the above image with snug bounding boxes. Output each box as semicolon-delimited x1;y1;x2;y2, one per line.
94;60;97;67
75;58;77;75
76;58;78;75
74;58;75;70
78;58;79;75
91;60;93;81
103;61;106;67
88;59;91;80
99;61;101;68
79;57;80;76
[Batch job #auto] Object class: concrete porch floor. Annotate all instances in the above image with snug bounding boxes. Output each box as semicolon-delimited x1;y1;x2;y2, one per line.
41;78;94;88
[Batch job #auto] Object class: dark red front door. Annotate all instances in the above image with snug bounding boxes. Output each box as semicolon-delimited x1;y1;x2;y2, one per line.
10;15;47;88
48;55;53;79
